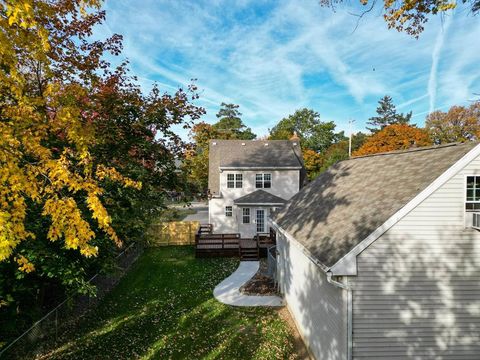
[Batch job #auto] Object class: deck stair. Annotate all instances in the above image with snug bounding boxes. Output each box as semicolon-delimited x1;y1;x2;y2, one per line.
239;239;259;261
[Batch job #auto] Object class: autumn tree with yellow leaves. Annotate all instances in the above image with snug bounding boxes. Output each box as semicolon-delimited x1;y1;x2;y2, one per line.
320;0;478;37
426;102;480;144
0;0;204;333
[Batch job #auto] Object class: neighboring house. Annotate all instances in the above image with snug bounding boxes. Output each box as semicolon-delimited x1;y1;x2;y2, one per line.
208;139;305;238
270;142;480;360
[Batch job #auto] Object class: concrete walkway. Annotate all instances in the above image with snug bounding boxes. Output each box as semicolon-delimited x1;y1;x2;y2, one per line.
213;261;284;307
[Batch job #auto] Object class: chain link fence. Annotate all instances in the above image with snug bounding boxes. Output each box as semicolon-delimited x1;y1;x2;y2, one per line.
0;242;144;359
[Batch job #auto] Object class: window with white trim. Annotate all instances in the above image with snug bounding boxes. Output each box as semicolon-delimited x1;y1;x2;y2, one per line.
466;176;480;211
227;173;242;188
235;174;243;188
242;208;250;224
225;206;233;217
255;173;271;188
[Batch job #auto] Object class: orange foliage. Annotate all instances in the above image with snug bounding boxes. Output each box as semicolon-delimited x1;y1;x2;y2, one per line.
353;124;432;156
302;149;323;180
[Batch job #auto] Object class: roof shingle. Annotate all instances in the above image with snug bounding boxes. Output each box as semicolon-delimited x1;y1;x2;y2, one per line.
272;142;478;267
234;190;286;205
208;140;304;196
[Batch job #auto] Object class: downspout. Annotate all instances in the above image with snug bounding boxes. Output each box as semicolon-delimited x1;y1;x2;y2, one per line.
327;271;353;360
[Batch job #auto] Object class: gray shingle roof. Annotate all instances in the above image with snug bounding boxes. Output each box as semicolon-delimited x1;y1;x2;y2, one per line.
208;140;304;196
272;142;478;268
234;190;287;205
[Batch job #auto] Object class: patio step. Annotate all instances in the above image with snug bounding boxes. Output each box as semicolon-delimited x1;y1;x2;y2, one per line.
239;247;259;261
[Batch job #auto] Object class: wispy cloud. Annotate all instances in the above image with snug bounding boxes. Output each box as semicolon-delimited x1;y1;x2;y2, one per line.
96;0;480;138
428;13;453;113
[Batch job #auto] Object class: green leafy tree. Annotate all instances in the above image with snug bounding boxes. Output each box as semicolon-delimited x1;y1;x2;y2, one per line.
213;103;256;140
351;132;369;151
319;132;369;173
367;95;412;133
269;108;340;152
0;0;204;342
183;122;220;194
321;141;349;171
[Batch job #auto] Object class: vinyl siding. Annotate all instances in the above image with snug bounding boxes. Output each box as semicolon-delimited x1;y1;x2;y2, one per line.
276;230;347;360
350;156;480;359
209;169;299;237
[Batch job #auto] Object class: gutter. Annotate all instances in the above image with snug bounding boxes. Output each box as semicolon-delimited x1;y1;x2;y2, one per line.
270;219;330;273
219;166;302;171
234;202;285;206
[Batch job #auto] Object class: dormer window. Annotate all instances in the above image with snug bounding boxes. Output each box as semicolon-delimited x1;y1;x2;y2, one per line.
466;176;480;211
255;173;271;188
227;173;242;188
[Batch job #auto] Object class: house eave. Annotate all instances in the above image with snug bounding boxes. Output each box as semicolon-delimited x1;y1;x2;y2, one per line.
219;166;302;171
234;202;285;206
329;142;480;276
269;219;330;273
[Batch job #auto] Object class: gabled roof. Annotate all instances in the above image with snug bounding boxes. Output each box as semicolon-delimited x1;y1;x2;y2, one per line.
234;190;286;205
208;140;304;196
272;142;479;269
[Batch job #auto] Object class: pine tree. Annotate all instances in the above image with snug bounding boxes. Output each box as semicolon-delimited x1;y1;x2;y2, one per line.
213;103;256;140
367;95;412;133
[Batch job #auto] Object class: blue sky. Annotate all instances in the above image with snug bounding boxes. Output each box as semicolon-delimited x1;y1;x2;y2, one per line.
97;0;480;139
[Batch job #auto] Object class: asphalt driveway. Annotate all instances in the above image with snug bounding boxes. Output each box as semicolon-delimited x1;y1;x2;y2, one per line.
183;203;209;224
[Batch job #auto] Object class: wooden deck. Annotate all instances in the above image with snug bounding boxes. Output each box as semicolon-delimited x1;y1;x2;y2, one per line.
195;226;275;259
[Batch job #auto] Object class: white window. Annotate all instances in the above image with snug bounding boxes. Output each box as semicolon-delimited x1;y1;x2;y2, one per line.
466;176;480;211
242;208;250;224
235;174;243;188
227;174;235;188
227;173;242;188
255;173;271;188
225;206;233;217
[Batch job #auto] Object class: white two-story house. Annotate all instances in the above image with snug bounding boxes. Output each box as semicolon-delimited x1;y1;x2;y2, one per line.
208;139;305;238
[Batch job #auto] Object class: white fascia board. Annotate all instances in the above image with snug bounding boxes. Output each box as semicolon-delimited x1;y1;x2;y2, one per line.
235;202;285;206
269;219;329;273
330;143;480;276
219;166;302;170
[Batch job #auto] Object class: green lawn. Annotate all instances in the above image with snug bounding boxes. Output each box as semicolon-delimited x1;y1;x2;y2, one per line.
37;247;297;359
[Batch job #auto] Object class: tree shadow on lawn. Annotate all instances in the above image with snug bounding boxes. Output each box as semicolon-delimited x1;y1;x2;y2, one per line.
32;247;296;360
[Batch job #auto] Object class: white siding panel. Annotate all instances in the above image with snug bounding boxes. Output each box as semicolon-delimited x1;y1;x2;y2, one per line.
277;231;347;360
209;169;300;237
351;157;480;359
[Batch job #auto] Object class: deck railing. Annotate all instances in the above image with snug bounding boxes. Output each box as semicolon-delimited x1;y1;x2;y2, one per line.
195;232;240;249
198;224;213;235
195;225;275;257
254;233;275;248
